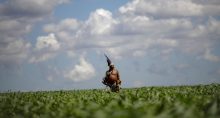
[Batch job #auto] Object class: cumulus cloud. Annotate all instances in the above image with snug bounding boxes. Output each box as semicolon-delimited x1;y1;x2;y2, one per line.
42;9;120;58
2;0;219;66
64;57;95;82
36;33;60;51
38;0;220;62
119;0;203;17
0;18;32;64
119;0;220;17
114;0;220;61
29;33;60;63
188;18;220;40
0;0;220;66
42;9;182;59
0;39;31;64
102;38;178;59
177;18;220;56
29;53;56;63
193;0;220;15
44;18;80;33
0;0;69;64
114;16;192;36
85;8;118;35
43;18;82;51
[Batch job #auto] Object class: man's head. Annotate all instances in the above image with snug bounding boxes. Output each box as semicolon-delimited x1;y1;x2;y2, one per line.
109;63;114;69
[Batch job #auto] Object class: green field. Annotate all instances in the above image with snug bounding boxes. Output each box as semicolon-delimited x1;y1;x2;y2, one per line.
0;84;220;118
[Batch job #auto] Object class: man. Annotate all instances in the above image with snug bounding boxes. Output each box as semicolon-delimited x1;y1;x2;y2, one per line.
102;62;121;92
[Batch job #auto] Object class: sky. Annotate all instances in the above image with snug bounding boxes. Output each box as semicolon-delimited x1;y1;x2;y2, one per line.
0;0;220;92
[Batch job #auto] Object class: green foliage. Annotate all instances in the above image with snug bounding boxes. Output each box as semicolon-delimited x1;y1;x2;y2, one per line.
0;84;220;118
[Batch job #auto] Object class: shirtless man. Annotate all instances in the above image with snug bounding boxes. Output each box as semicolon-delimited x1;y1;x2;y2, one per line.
102;63;121;92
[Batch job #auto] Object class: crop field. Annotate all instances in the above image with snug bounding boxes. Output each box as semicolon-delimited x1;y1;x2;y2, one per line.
0;84;220;118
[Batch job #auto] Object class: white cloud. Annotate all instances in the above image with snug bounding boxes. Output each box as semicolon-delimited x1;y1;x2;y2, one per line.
189;18;220;40
203;49;220;62
119;0;138;14
36;33;60;51
29;53;56;63
43;18;81;50
85;8;118;35
0;0;68;64
64;57;95;82
0;39;31;63
193;0;220;15
0;19;32;64
119;0;220;17
37;0;220;64
119;0;203;17
41;9;119;59
44;18;80;33
29;33;60;63
178;18;220;56
116;15;192;36
0;0;219;66
40;3;192;60
42;15;183;59
102;38;178;59
0;19;31;33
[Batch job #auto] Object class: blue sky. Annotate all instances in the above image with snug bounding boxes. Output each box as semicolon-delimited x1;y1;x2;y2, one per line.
0;0;220;92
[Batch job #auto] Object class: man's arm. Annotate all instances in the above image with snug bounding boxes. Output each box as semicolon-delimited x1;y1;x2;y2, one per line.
116;69;121;85
117;70;120;80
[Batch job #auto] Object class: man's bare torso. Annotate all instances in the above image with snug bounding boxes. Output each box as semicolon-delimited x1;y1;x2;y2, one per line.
107;69;118;81
105;68;120;85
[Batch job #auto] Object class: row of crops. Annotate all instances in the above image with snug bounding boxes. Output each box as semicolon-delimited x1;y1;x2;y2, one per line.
0;84;220;118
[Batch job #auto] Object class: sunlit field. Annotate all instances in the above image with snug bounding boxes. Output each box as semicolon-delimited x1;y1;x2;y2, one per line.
0;84;220;118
